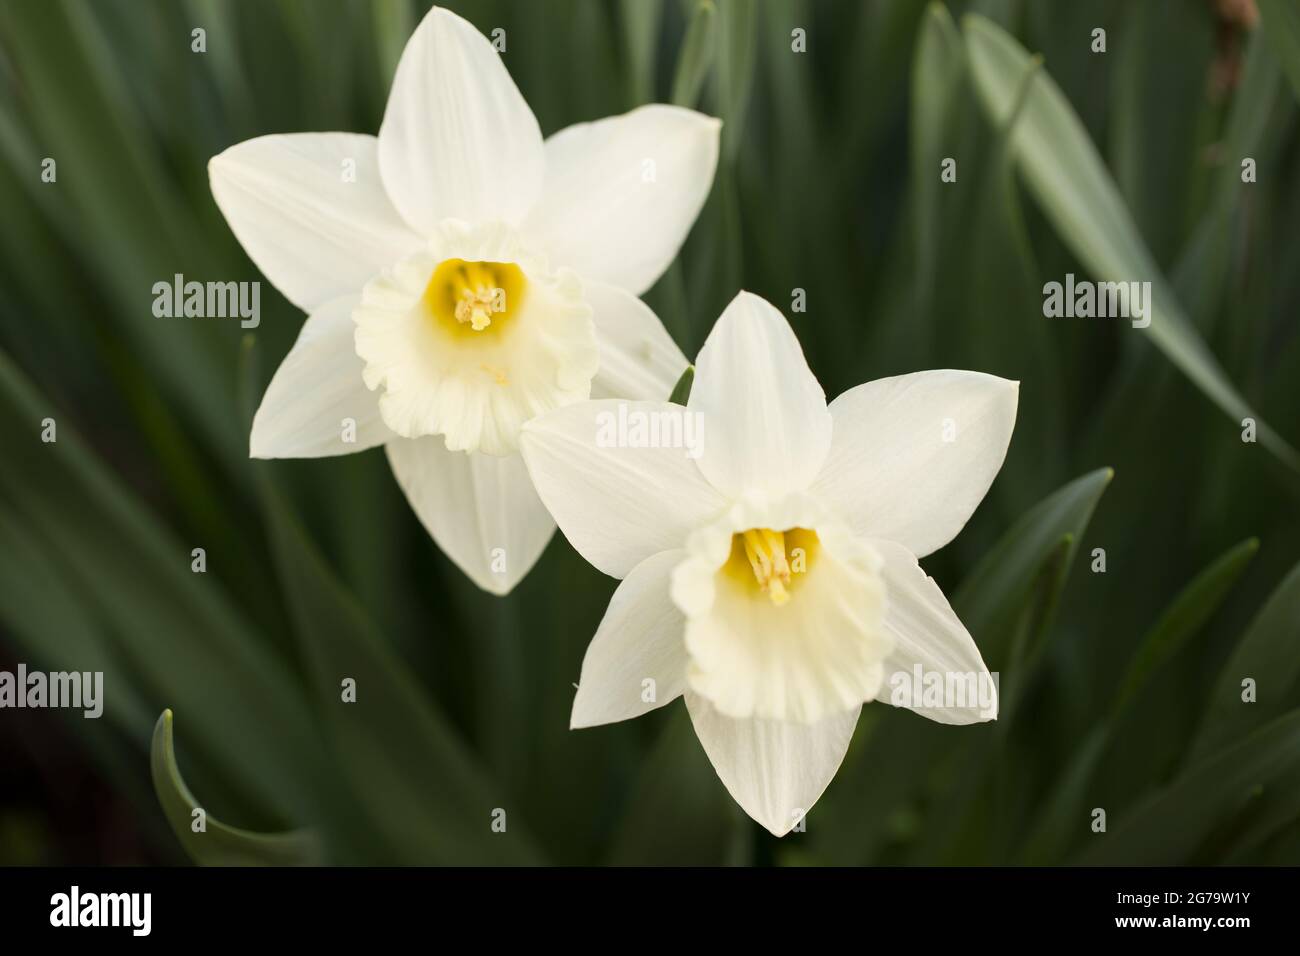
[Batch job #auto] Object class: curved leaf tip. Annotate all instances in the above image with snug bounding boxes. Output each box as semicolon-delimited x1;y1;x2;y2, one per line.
150;709;323;866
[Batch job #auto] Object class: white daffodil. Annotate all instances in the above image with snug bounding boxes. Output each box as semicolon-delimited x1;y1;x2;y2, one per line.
519;291;1018;836
209;6;719;593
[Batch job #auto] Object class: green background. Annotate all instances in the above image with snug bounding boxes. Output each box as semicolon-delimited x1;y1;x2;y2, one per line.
1;0;1299;865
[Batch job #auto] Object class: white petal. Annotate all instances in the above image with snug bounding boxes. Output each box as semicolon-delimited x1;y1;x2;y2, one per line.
209;133;420;312
378;6;543;231
871;539;998;725
571;550;687;729
584;279;689;401
686;691;860;837
385;438;554;595
688;292;831;500
250;295;395;458
519;400;726;578
523;105;720;295
811;370;1019;558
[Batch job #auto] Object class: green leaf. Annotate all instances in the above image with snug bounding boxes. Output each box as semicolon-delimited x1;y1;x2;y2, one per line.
151;711;323;866
839;0;931;167
239;342;546;865
962;14;1300;471
908;539;1072;864
0;506;162;821
1171;27;1288;331
0;0;244;464
964;48;1070;508
606;710;742;865
1189;558;1300;761
1258;0;1300;103
0;507;153;736
910;2;965;332
1111;538;1258;718
953;468;1113;666
183;0;256;129
1217;757;1300;862
1077;708;1300;865
671;1;717;108
915;471;1102;862
1019;538;1258;864
807;708;954;864
716;0;757;163
1109;1;1215;268
995;534;1070;715
261;481;546;864
619;0;662;105
668;364;696;404
370;0;414;82
1017;725;1108;865
820;471;1110;865
0;349;325;830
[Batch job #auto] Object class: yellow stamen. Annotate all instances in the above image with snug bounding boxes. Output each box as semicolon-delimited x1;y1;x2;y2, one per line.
741;528;792;606
455;287;499;330
424;258;526;339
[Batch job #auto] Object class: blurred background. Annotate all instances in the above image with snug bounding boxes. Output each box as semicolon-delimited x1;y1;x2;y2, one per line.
1;0;1298;865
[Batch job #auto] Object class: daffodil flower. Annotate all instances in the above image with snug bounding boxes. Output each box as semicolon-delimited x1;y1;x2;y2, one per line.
519;291;1018;835
209;6;719;593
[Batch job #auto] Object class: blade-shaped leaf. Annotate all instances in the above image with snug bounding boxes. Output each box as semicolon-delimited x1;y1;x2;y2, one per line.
0;507;153;736
0;0;244;463
619;0;662;105
606;709;741;865
1171;27;1288;330
260;480;547;865
717;0;757;163
369;0;414;82
239;341;546;865
1077;707;1300;865
1020;538;1258;864
954;467;1113;666
668;364;695;404
0;349;325;830
1258;0;1300;102
671;0;717;108
910;2;965;335
962;14;1300;471
151;711;323;866
816;471;1109;865
1189;558;1300;761
1111;538;1258;718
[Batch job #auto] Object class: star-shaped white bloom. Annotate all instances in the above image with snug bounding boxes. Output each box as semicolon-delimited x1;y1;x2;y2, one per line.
209;6;720;594
519;291;1018;835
